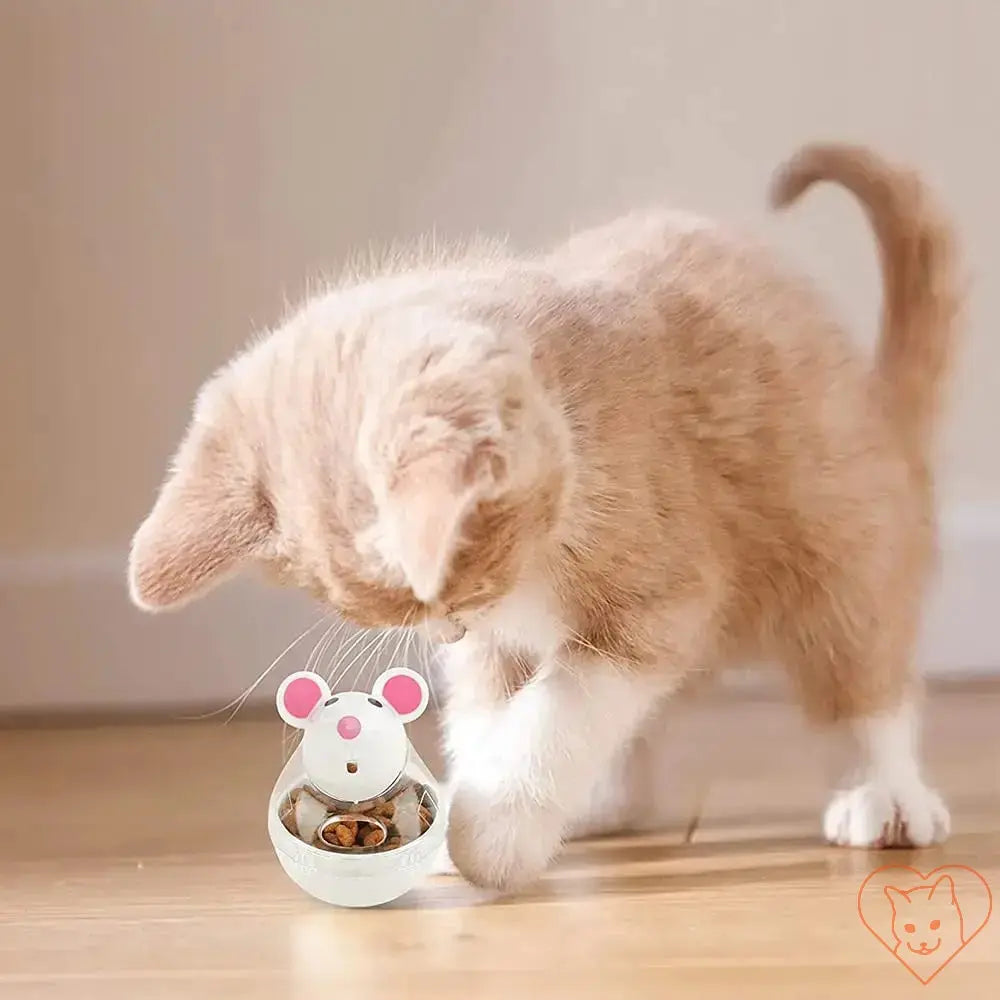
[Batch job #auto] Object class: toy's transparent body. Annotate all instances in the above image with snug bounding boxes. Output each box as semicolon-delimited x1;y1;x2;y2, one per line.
267;740;445;907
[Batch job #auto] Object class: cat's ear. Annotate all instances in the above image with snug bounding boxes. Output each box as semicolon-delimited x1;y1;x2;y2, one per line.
884;886;909;909
928;874;957;905
128;417;272;610
377;448;501;604
364;338;545;604
371;393;513;604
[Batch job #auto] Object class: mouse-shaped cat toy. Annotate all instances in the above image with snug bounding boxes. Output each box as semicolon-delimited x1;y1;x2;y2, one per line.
266;667;445;907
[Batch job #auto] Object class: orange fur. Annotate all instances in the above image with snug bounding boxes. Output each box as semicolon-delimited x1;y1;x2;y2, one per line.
129;143;960;888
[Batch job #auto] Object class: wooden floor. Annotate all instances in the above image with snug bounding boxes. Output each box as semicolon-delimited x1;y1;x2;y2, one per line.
2;685;998;1000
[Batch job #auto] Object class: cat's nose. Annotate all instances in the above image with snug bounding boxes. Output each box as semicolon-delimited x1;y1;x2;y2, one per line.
336;715;361;740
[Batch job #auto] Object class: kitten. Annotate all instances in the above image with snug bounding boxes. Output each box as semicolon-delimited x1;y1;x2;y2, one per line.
886;875;966;981
129;144;959;891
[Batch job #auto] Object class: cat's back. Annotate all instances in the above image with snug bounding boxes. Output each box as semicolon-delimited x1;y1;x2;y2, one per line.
521;206;907;520
542;206;844;357
526;207;866;429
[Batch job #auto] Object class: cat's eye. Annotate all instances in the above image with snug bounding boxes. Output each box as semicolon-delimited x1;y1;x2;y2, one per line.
904;923;916;933
367;697;383;708
930;919;941;930
324;696;339;706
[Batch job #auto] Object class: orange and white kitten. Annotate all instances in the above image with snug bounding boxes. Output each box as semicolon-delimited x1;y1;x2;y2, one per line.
130;144;958;891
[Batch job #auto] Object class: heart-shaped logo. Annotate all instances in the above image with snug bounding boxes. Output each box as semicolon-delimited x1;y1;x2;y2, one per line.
858;865;993;984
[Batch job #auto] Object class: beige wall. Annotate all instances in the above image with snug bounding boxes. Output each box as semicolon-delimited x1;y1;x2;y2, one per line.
3;1;999;709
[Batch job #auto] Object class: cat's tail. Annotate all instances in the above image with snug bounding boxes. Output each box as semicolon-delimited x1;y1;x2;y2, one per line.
770;142;961;466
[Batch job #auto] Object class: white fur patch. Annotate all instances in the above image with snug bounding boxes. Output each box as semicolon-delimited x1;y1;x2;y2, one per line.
824;782;950;848
443;657;670;888
476;574;566;661
824;701;951;848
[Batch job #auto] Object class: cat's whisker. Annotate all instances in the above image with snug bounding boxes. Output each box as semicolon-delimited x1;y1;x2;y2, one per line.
401;630;417;681
418;619;442;711
353;625;395;692
562;623;631;676
314;615;349;675
397;626;411;665
312;615;348;679
178;613;330;723
505;651;524;701
304;618;340;675
410;628;423;677
324;623;374;686
561;624;605;657
383;613;419;692
347;629;383;693
377;618;410;675
328;625;384;691
229;614;344;726
364;626;397;690
384;613;414;674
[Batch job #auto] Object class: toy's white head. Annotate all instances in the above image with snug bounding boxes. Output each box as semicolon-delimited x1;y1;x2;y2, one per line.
276;667;429;802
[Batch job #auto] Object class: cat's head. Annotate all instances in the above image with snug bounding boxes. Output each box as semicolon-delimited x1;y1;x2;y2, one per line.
885;875;965;956
128;277;569;630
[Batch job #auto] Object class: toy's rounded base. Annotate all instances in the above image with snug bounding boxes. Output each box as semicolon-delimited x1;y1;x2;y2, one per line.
267;741;445;908
268;807;445;907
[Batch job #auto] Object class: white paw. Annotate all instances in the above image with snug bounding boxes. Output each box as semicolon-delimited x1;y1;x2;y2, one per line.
446;784;564;892
823;781;951;848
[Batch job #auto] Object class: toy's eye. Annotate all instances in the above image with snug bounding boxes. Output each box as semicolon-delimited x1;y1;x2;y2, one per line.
930;920;941;930
324;696;339;706
904;923;916;933
367;697;383;708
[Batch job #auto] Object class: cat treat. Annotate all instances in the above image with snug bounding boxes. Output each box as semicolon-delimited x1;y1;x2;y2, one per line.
267;667;446;907
278;778;437;852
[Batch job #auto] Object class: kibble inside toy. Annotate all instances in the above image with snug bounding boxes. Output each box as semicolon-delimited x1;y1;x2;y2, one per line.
266;667;445;907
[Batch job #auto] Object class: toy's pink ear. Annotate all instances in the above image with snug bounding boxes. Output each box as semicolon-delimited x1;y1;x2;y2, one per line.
371;668;429;724
276;671;331;728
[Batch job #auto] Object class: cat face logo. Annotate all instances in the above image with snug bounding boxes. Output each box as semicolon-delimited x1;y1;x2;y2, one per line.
886;875;963;960
858;865;993;984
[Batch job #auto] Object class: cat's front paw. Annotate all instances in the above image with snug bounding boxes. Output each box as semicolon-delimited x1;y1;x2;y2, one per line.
823;780;951;848
446;783;563;892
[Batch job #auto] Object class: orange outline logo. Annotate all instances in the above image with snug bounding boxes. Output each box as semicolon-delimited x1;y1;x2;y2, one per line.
858;865;993;984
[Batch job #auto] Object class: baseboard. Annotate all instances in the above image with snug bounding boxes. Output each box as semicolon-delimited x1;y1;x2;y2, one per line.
1;505;998;712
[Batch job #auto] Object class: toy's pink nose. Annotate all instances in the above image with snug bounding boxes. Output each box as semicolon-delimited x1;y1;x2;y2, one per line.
336;715;361;740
